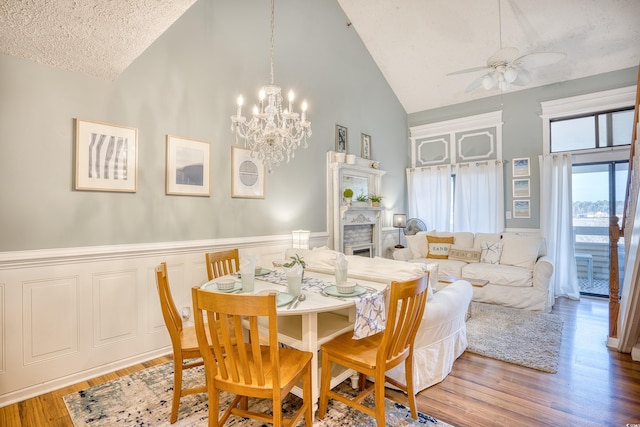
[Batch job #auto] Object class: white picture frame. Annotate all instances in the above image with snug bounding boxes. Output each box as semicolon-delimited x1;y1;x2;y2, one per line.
166;135;210;196
512;178;530;198
74;118;138;192
513;199;531;218
512;157;530;177
231;147;265;198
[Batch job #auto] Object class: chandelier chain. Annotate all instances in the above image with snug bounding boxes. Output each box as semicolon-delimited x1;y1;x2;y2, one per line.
270;0;275;85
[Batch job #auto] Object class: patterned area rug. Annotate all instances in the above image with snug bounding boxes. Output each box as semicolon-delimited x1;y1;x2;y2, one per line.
64;361;453;426
465;302;564;373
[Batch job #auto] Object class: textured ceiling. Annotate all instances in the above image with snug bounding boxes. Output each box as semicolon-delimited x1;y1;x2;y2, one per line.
1;0;638;112
337;0;640;113
0;0;197;80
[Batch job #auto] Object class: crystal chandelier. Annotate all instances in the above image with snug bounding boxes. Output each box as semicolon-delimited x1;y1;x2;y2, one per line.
230;0;312;173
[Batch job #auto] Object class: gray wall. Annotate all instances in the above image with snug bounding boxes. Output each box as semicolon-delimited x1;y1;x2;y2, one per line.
0;0;408;252
408;67;638;229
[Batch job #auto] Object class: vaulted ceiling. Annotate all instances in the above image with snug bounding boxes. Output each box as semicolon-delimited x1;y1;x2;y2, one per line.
1;0;638;114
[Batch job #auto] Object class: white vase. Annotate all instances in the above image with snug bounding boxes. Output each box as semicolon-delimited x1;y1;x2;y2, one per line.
334;152;346;162
346;154;356;164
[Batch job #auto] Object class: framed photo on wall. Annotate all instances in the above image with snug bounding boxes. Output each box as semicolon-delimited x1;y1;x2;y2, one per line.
512;157;530;177
166;135;210;196
231;147;265;198
335;124;348;153
361;133;371;159
513;199;531;218
74;118;138;192
512;178;530;198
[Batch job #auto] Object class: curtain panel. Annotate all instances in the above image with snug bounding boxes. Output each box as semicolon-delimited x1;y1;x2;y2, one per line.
539;153;580;301
453;161;504;233
407;166;451;231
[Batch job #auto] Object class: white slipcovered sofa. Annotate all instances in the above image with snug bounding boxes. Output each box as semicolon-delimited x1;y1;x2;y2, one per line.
281;247;473;392
393;231;554;312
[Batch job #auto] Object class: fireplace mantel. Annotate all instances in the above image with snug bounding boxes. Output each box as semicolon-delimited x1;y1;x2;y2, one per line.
326;151;385;256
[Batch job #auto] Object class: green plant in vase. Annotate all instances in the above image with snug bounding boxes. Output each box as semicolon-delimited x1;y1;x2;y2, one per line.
356;193;368;205
343;188;353;205
369;194;383;207
283;253;307;279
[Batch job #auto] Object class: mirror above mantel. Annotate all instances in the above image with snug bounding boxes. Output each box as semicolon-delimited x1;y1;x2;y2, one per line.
326;151;386;256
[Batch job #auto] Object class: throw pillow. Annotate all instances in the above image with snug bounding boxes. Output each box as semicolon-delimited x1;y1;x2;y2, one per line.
480;241;503;264
405;232;430;258
426;235;454;259
448;246;481;263
500;234;542;269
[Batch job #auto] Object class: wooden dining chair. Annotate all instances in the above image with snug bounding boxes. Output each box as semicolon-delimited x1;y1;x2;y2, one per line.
192;286;313;427
155;262;207;424
318;274;429;426
205;248;240;280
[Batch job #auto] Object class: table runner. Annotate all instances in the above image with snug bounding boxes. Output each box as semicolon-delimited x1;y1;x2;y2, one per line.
260;271;386;339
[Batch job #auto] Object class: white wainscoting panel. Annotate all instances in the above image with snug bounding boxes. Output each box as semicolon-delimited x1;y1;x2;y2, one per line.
23;277;79;364
0;233;327;407
93;270;138;347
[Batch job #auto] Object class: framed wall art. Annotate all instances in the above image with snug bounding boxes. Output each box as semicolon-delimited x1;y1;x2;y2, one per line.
513;199;531;219
75;118;138;192
512;178;530;198
166;135;210;196
361;133;371;159
231;146;265;198
335;124;348;153
512;157;530;177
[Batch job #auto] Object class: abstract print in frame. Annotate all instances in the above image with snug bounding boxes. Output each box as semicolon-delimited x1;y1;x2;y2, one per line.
166;135;210;196
231;146;265;198
75;118;138;192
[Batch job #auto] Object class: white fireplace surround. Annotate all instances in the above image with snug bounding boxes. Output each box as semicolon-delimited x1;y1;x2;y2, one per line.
326;152;385;256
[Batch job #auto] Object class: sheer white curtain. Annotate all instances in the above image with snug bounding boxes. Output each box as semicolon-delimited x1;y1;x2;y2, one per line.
407;166;451;231
453;161;504;233
539;153;580;302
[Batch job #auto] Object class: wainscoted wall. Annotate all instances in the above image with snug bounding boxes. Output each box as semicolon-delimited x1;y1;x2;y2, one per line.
0;229;401;407
0;234;317;407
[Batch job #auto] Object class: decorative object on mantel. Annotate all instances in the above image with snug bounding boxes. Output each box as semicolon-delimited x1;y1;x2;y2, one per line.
345;154;356;164
343;188;353;205
335;124;347;153
369;194;382;207
230;0;311;173
361;133;371;159
393;214;407;248
371;161;379;169
447;0;565;93
355;193;368;206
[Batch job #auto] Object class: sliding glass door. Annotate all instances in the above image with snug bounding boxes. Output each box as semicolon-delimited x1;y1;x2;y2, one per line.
572;161;627;297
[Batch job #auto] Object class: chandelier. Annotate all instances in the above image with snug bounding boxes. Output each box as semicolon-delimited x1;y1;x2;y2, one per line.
230;0;312;173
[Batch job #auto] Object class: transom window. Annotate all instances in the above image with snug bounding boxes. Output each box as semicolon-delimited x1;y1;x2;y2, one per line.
550;107;634;152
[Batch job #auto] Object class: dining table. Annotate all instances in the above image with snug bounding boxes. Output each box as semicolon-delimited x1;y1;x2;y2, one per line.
201;267;388;415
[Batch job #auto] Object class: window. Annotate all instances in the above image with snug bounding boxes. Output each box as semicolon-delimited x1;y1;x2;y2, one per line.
550;108;634;152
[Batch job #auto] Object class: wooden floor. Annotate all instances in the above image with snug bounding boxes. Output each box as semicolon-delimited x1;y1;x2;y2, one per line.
387;296;640;427
1;297;639;426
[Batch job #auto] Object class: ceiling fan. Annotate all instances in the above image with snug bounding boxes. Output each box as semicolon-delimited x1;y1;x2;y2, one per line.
448;47;566;93
448;0;565;93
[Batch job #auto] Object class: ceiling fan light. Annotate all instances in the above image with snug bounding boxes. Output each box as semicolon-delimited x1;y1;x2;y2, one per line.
504;67;518;83
482;74;494;90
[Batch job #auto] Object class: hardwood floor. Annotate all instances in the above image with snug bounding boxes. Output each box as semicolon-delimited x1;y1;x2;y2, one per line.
1;297;639;426
387;296;640;427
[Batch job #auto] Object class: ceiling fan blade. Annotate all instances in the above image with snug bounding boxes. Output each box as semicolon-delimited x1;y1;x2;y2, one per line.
465;75;485;92
447;65;490;76
515;52;566;69
511;67;531;86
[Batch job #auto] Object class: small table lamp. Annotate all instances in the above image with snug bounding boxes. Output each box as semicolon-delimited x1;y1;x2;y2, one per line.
393;214;407;248
291;230;310;249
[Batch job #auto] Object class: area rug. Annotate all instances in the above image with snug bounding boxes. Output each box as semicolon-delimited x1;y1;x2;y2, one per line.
64;361;453;426
465;302;563;373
